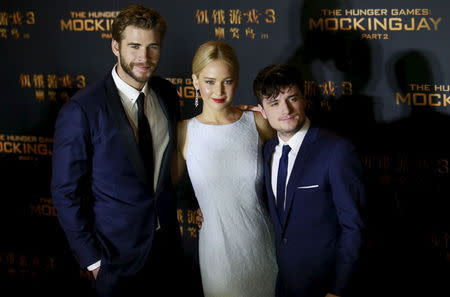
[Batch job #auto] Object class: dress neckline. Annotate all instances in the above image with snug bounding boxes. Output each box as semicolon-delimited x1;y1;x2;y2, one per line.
193;110;246;126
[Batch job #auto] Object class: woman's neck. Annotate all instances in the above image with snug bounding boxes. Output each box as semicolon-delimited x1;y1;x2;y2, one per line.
197;105;243;125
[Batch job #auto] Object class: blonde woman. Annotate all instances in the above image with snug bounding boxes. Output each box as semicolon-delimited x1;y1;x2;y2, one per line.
173;41;277;297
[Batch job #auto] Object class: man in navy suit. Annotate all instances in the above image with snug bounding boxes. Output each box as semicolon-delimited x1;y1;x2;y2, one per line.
253;64;366;297
51;5;181;297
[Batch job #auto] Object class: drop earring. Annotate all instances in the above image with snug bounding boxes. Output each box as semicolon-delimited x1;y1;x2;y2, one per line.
194;89;199;107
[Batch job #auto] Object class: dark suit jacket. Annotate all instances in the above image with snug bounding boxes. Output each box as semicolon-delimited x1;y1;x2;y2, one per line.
263;126;366;297
51;72;180;279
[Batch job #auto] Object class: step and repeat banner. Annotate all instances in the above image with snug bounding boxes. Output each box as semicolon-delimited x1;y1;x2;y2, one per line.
1;0;449;296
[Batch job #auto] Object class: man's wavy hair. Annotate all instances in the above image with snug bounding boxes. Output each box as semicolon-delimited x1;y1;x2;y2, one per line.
112;5;167;42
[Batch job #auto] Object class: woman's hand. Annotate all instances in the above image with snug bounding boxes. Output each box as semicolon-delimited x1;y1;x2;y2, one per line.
196;208;203;230
235;103;263;113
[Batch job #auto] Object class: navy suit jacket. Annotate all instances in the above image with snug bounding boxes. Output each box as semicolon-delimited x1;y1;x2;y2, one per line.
263;126;366;297
51;72;180;277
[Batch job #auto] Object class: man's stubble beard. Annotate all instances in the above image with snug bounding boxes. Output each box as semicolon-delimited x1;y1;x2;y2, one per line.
119;55;156;84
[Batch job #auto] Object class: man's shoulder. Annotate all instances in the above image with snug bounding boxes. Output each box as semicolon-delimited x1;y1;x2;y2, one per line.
265;136;278;146
150;76;176;92
313;126;357;155
313;126;350;144
71;75;108;105
57;74;112;118
150;76;180;119
150;75;170;84
263;137;278;155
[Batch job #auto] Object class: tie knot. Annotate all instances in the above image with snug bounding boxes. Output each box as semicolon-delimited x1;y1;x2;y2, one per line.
137;92;145;109
282;145;291;156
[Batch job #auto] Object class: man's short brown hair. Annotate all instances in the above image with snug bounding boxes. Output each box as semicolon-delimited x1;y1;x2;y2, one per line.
112;5;167;42
253;64;305;103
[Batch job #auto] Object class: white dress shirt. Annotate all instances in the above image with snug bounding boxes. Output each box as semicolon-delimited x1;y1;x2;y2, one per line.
87;66;169;271
111;65;169;190
271;118;310;210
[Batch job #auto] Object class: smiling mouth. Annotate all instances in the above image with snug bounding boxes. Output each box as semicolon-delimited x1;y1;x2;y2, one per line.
279;115;297;121
212;98;225;103
135;64;152;72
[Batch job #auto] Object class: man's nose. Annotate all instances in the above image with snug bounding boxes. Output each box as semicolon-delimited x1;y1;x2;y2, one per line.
137;48;149;62
280;100;292;114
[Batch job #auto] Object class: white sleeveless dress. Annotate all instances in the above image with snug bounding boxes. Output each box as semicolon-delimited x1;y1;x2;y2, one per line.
186;111;277;297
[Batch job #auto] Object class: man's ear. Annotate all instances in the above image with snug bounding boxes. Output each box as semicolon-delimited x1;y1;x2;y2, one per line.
111;39;120;57
192;74;199;90
259;104;268;119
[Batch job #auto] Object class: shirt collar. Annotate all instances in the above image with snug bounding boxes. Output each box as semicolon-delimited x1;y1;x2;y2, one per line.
277;118;310;153
111;64;149;104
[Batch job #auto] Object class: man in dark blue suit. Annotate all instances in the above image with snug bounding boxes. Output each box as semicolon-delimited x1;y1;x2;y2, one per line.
253;64;366;297
51;5;181;297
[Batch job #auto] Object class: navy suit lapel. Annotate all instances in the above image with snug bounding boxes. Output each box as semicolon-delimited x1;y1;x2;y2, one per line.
104;74;149;186
282;127;319;228
264;138;283;230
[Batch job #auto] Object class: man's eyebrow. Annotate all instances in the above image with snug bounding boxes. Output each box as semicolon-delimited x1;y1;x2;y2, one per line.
264;97;279;103
287;93;301;98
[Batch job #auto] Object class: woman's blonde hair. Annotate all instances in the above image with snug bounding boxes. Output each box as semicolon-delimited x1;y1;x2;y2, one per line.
192;41;239;78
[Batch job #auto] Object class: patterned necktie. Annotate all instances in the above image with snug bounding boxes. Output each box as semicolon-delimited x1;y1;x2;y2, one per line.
277;145;291;221
137;92;154;188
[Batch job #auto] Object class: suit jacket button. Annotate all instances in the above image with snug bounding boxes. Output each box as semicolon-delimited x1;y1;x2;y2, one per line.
283;238;288;244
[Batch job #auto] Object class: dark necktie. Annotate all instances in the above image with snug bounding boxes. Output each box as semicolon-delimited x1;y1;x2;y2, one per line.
277;145;291;221
137;92;154;188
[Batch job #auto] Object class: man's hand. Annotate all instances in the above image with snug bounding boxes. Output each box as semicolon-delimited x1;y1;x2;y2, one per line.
196;208;203;230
